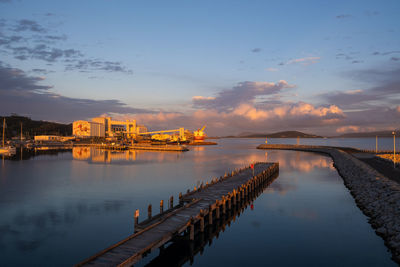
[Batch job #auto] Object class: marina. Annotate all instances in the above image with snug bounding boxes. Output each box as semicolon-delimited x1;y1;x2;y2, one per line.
0;138;396;266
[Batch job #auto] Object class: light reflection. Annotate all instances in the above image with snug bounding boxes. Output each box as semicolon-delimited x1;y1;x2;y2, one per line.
72;147;184;164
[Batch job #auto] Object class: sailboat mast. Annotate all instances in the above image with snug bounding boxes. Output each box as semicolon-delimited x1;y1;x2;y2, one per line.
2;118;5;147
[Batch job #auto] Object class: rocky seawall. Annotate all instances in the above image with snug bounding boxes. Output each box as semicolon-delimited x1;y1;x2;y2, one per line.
258;144;400;263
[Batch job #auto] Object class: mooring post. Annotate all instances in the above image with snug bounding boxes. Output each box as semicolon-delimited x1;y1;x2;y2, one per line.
160;200;164;214
190;217;195;241
134;209;139;230
148;204;152;219
233;190;237;206
169;196;173;209
228;194;232;210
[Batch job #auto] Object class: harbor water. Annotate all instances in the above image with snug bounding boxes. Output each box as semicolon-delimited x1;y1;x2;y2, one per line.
0;138;396;266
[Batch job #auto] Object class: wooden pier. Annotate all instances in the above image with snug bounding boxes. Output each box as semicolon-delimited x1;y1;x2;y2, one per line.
75;162;279;267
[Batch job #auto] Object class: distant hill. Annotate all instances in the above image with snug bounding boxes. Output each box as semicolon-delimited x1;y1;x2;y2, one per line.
334;130;398;138
0;115;72;140
233;131;323;138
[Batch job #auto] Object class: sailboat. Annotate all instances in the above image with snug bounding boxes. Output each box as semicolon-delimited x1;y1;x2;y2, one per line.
0;118;16;155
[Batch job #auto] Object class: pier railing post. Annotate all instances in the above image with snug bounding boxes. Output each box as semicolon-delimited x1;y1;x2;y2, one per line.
160;200;164;214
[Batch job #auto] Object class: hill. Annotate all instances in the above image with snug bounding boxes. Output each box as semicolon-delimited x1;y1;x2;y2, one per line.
0;115;72;140
235;131;322;138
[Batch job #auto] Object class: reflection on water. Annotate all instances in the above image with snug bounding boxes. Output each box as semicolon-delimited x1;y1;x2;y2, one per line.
72;147;184;164
0;138;396;266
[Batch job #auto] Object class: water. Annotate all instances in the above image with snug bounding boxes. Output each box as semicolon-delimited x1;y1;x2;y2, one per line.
0;138;396;266
262;137;398;151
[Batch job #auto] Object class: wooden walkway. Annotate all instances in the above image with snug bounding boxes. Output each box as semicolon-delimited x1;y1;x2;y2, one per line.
75;162;279;267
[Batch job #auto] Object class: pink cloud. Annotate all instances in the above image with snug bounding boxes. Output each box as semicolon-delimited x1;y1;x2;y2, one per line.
287;56;320;65
336;125;377;133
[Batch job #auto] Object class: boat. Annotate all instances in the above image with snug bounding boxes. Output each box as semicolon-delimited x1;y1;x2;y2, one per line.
193;125;206;141
0;118;16;155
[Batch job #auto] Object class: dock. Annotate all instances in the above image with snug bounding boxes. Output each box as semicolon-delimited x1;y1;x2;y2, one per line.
129;144;189;152
75;162;279;266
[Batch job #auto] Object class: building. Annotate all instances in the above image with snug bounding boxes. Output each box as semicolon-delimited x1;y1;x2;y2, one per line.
73;120;105;137
72;117;147;138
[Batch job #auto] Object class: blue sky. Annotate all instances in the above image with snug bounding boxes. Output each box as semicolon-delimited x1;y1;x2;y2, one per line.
0;0;399;135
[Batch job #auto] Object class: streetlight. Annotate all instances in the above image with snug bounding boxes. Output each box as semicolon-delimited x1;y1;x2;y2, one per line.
393;131;396;167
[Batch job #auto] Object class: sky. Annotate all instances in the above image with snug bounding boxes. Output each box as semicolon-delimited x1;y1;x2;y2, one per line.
0;0;399;136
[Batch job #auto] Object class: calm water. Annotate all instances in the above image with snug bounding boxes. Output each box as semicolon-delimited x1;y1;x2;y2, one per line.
0;138;396;266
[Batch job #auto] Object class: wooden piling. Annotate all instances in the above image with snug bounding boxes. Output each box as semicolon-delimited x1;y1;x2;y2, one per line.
222;197;226;214
216;201;220;219
148;204;152;219
189;217;195;241
200;210;205;232
169;196;173;209
179;192;183;205
160;200;164;214
208;205;213;225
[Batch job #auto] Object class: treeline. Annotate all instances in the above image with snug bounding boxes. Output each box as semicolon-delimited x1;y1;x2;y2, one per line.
0;115;72;139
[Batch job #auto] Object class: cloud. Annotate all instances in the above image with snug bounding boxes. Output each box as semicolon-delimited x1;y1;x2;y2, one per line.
372;51;400;56
265;67;278;72
13;19;46;33
318;63;400;132
0;19;132;74
192;80;295;110
65;59;133;74
192;96;215;101
335;125;376;133
119;101;345;135
286;57;320;65
251;48;261;53
336;14;352;19
0;63;149;122
391;57;400;61
0;63;53;92
10;45;82;62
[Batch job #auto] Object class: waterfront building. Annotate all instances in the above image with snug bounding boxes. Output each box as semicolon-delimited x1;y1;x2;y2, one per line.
72;117;147;138
73;120;105;137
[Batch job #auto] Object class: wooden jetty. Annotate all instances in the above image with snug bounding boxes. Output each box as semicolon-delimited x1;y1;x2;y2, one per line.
75;162;279;267
145;172;278;267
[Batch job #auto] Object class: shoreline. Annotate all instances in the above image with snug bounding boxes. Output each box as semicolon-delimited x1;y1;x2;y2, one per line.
257;144;400;263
